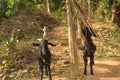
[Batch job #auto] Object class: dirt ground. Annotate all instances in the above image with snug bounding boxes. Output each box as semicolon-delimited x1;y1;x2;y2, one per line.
1;8;120;80
34;25;120;80
24;24;120;80
25;57;120;80
1;22;118;80
53;57;120;80
85;58;120;80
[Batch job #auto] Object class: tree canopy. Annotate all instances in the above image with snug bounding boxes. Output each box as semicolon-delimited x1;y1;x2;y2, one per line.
0;0;120;21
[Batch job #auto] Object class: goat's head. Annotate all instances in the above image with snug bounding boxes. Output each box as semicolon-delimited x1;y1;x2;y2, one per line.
33;39;49;55
33;39;48;47
41;39;49;55
33;39;56;52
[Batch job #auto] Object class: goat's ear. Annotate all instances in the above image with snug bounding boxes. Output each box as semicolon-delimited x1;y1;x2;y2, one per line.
33;43;39;46
48;42;56;46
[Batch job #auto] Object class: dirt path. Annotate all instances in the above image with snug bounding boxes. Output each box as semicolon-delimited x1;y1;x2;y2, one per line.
85;58;120;80
51;58;120;80
27;25;120;80
26;58;120;80
49;25;120;80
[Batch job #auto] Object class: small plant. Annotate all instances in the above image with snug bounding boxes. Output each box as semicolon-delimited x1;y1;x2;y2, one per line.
111;28;120;41
0;28;21;79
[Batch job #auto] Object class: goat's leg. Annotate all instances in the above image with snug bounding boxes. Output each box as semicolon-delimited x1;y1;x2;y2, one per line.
90;56;94;75
90;55;95;65
39;65;43;80
91;45;96;65
45;65;48;76
83;58;88;75
47;65;52;80
83;51;88;75
90;64;94;75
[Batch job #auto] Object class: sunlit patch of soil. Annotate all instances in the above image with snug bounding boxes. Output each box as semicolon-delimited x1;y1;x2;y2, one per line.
85;58;120;80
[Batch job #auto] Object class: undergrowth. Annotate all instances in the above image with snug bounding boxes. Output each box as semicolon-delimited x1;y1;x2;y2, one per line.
95;24;120;58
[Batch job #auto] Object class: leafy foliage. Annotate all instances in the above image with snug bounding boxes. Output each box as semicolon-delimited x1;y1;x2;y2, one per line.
0;0;120;79
0;28;21;70
0;0;120;20
5;0;20;16
0;0;42;17
98;0;111;20
90;0;120;21
0;0;7;18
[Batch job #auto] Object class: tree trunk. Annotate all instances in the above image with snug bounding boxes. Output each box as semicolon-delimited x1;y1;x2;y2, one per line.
111;5;116;23
88;0;91;20
66;0;80;79
46;0;50;14
77;20;81;38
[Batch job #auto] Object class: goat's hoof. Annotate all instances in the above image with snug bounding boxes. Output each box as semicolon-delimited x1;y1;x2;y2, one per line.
90;61;95;65
91;72;94;75
83;72;87;75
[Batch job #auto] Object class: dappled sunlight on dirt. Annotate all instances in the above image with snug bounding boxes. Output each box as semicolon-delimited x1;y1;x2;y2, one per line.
100;78;120;80
95;66;111;74
33;57;120;80
1;20;120;80
52;76;68;80
95;59;120;66
85;58;120;80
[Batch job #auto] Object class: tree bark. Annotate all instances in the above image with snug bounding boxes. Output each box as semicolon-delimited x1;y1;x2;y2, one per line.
46;0;50;14
66;0;80;79
111;5;115;23
88;0;91;20
77;20;81;38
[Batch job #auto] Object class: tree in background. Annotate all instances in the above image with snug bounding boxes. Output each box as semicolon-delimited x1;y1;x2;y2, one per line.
46;0;50;14
88;0;91;20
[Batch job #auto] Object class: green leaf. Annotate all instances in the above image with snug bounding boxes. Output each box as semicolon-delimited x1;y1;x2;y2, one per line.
0;66;4;70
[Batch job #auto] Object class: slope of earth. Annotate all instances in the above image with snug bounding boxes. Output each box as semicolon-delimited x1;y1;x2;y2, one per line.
36;23;120;80
23;23;120;80
0;7;120;80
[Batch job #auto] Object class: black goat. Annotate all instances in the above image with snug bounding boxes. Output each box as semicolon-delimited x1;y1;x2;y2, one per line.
81;26;97;75
33;39;56;80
